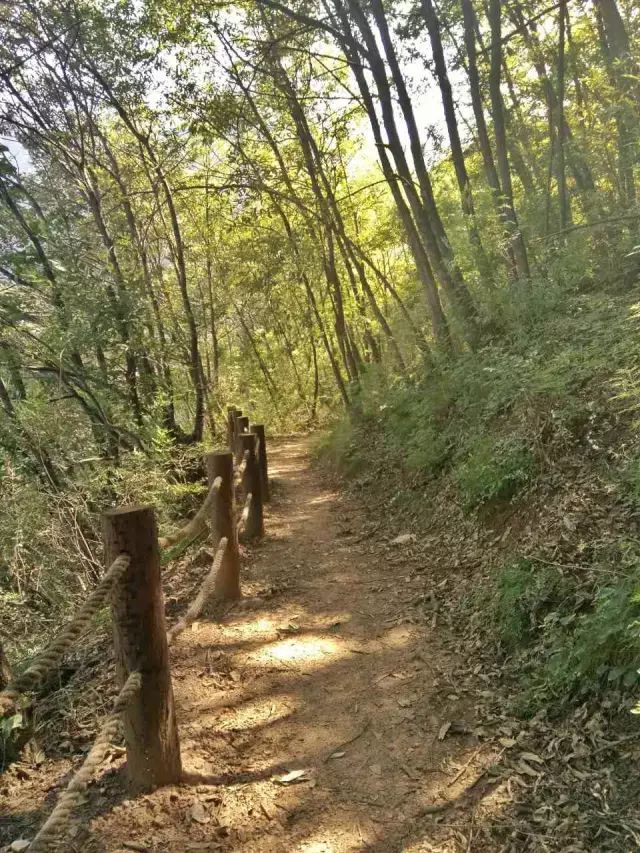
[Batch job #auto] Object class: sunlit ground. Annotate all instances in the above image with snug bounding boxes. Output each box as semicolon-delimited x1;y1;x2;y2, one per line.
253;635;341;665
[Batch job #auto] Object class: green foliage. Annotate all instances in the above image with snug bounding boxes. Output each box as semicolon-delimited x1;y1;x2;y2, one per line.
0;440;210;663
454;436;534;509
0;711;25;767
479;556;640;711
484;559;566;652
313;418;367;476
543;574;640;696
319;290;640;499
319;286;640;713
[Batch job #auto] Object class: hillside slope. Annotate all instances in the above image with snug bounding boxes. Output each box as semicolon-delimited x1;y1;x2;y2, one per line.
318;285;640;849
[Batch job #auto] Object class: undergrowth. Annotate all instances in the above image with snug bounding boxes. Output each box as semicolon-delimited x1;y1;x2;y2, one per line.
318;282;640;712
478;555;640;714
0;437;217;666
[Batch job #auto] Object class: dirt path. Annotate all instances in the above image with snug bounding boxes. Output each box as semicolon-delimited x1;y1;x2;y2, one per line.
5;436;499;852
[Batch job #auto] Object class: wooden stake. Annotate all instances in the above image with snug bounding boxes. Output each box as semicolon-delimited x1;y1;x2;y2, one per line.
252;423;270;502
239;432;264;540
104;505;181;792
205;452;241;599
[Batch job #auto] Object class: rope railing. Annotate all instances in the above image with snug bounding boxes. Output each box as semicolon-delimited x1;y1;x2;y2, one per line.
158;475;222;550
28;670;142;853
167;537;229;646
5;404;271;850
0;553;130;713
237;492;253;536
234;448;250;483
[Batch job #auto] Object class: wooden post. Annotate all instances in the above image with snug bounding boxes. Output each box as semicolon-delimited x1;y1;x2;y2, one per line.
230;409;241;454
235;415;250;462
252;423;270;502
205;451;241;599
226;407;236;450
239;432;264;540
104;505;182;792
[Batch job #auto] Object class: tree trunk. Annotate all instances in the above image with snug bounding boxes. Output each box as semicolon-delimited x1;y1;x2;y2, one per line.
594;0;637;204
330;14;451;348
357;0;479;344
88;68;205;440
557;5;571;229
419;0;492;278
487;0;531;281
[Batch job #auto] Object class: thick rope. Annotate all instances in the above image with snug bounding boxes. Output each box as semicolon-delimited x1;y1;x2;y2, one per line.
234;449;250;484
158;476;222;550
0;554;130;713
237;493;252;536
28;671;142;853
167;537;228;646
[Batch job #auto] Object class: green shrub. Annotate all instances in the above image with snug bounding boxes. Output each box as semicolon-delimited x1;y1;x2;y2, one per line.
541;573;640;698
486;559;566;652
619;453;640;510
454;436;534;509
313;418;366;476
481;557;640;710
403;425;450;474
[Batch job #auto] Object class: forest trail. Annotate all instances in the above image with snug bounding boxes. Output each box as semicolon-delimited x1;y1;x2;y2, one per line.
90;435;497;852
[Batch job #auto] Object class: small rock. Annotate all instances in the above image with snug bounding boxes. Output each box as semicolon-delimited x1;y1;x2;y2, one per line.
11;841;31;853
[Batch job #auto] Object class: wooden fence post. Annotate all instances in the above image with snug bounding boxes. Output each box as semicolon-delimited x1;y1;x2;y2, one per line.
231;409;241;453
205;451;241;599
103;505;182;792
239;432;264;540
252;423;270;503
235;415;250;462
226;407;236;450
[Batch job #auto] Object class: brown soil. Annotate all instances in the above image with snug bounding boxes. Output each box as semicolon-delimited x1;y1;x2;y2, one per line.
1;435;499;852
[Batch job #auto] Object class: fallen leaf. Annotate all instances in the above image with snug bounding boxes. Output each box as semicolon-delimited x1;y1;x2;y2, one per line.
391;533;416;546
190;801;210;824
272;769;311;784
499;737;517;748
517;760;541;777
519;751;545;764
438;721;452;741
328;751;346;759
278;623;301;634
